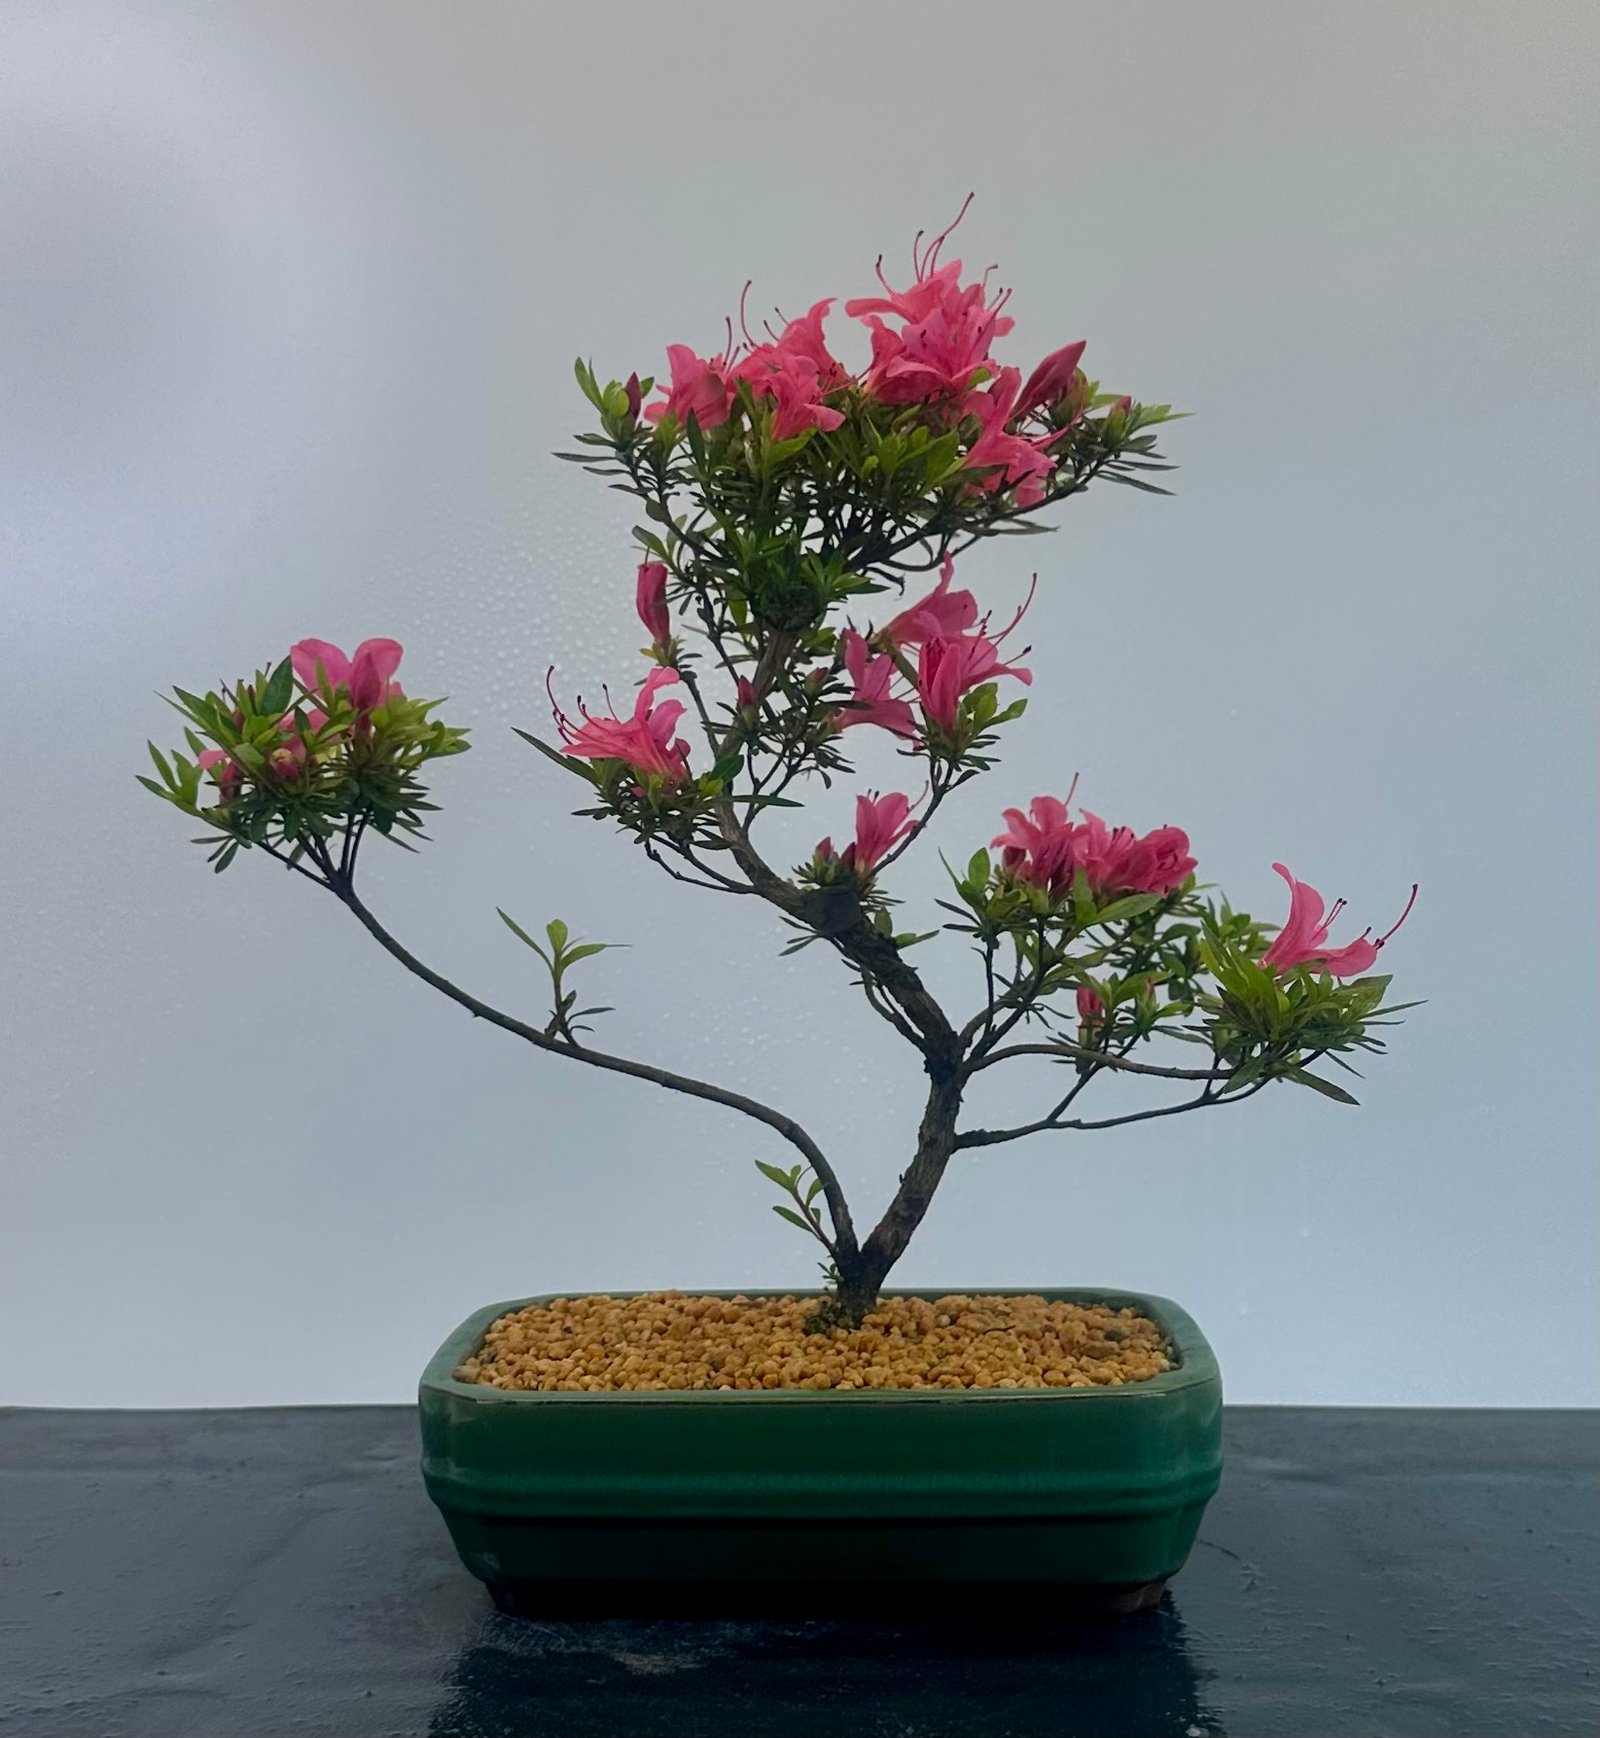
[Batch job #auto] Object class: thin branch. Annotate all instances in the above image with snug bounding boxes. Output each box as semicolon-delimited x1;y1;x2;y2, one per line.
642;840;757;896
258;841;337;888
964;920;1051;1058
969;1041;1231;1082
954;1081;1269;1150
856;969;926;1048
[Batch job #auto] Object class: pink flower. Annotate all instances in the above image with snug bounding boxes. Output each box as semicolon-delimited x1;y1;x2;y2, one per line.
837;630;917;739
845;257;965;327
916;630;1032;736
1112;824;1196;895
1015;341;1087;419
992;795;1076;892
291;638;404;714
1076;984;1106;1025
1260;864;1416;978
817;791;917;878
991;799;1195;900
772;298;849;390
644;344;732;431
854;272;1015;406
733;348;845;440
849;790;915;873
961;368;1067;508
881;557;979;647
554;665;692;786
635;561;671;650
847;229;1015;407
1071;811;1195;897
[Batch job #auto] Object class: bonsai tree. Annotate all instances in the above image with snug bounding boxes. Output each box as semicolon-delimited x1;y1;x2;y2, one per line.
143;209;1415;1326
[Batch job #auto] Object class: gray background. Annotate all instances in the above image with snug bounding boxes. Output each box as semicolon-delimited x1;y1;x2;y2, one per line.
2;1;1594;1407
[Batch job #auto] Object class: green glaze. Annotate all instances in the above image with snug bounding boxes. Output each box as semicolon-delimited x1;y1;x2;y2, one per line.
419;1288;1222;1588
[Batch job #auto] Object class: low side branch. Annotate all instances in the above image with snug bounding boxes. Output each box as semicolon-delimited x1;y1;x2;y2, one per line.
322;872;860;1260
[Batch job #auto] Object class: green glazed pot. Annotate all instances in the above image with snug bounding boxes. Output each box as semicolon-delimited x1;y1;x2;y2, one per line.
419;1288;1222;1607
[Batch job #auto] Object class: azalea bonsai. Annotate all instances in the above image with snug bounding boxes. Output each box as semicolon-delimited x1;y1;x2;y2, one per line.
143;207;1415;1327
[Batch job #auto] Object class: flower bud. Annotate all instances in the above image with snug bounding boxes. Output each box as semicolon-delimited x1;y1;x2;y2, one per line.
1015;341;1087;419
266;739;307;783
635;561;671;651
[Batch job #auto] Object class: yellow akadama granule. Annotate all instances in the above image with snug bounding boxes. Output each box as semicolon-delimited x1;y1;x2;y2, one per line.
455;1291;1172;1392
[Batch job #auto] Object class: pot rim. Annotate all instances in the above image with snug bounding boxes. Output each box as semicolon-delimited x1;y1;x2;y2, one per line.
420;1286;1219;1406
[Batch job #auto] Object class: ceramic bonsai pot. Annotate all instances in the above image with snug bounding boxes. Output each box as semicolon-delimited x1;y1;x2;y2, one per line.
420;1287;1222;1611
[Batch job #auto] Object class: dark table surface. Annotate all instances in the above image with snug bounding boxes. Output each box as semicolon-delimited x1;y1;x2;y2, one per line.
1;1406;1594;1738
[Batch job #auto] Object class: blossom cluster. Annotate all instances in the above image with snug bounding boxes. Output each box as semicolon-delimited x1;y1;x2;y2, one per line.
141;636;466;870
190;637;406;802
641;225;1096;509
991;796;1195;902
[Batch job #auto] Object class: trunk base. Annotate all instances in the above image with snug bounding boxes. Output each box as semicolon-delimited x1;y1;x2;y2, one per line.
810;1282;881;1332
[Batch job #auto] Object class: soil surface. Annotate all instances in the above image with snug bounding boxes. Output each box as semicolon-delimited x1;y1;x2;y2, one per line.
455;1291;1173;1392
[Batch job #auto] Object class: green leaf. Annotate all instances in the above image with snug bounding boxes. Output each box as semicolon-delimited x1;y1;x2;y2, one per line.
136;774;179;804
511;727;593;778
497;908;553;968
966;848;990;886
1103;471;1175;496
562;941;615;966
573;357;604;410
260;657;293;716
146;741;178;790
171;686;219;725
1096;893;1162;925
546;918;569;954
754;1159;792;1187
1287;1068;1360;1106
773;1206;815;1232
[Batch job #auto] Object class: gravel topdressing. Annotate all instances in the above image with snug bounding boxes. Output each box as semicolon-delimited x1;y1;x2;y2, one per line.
455;1291;1174;1392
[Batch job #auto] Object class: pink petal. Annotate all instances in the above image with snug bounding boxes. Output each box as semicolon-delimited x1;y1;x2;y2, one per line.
291;638;350;691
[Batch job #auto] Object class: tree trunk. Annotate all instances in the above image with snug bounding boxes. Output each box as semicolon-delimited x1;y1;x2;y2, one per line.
829;1064;966;1326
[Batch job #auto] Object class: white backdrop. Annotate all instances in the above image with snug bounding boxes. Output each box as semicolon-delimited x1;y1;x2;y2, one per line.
2;1;1595;1408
